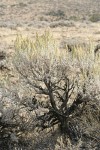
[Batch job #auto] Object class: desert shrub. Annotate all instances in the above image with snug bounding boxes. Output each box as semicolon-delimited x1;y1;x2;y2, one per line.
90;13;100;22
18;2;27;8
0;81;38;150
13;31;100;149
69;16;80;21
49;20;74;28
46;9;65;19
0;31;99;149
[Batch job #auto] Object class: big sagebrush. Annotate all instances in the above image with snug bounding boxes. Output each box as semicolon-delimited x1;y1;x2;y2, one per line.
13;31;100;147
